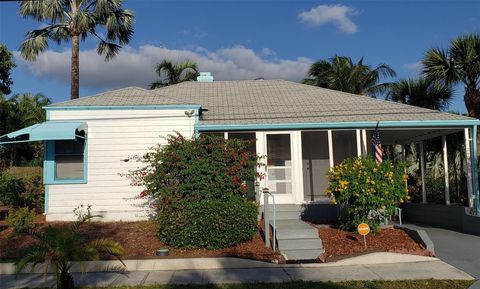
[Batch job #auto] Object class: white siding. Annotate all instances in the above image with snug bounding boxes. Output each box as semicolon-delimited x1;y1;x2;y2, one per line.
46;109;195;221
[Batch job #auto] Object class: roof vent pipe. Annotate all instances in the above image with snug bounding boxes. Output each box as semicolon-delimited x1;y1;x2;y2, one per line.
197;72;214;82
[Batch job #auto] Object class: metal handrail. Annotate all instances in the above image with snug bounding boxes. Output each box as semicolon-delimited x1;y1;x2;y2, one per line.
262;188;276;252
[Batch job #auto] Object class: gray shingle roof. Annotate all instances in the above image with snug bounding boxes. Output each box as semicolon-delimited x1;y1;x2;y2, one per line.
47;80;474;125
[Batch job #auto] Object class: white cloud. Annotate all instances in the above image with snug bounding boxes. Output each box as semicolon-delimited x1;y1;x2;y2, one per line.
299;4;359;34
14;45;312;91
404;61;423;75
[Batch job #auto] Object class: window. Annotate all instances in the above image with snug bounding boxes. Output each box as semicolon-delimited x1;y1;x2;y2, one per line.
54;137;85;180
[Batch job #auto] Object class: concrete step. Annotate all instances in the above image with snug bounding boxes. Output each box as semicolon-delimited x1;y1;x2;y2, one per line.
282;248;325;260
275;228;319;240
265;210;300;220
265;204;302;212
277;238;323;250
270;219;313;230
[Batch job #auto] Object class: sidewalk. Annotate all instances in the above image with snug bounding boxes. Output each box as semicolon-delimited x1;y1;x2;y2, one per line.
1;254;474;289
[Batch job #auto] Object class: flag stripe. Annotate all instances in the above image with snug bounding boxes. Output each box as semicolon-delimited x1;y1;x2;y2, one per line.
371;126;383;164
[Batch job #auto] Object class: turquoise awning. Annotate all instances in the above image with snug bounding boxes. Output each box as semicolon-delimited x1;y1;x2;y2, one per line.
0;121;87;145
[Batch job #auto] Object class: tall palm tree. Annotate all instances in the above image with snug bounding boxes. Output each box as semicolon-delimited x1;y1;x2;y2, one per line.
150;60;199;89
15;215;124;289
422;34;480;118
19;0;135;99
303;55;396;97
388;77;453;111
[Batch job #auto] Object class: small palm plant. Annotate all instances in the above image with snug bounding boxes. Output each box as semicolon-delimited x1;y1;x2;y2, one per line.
15;215;124;289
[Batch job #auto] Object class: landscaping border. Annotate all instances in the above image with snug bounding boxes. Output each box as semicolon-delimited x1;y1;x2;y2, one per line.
394;225;435;255
0;253;440;275
402;203;480;236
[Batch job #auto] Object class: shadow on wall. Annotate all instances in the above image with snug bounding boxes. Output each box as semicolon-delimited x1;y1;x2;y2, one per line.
300;203;343;224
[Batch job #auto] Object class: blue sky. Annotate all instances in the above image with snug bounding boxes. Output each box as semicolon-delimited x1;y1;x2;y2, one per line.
0;0;479;113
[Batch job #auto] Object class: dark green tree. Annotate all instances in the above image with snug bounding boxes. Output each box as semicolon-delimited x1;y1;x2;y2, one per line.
423;34;480;118
388;77;453;111
0;44;16;96
303;55;396;97
150;60;199;89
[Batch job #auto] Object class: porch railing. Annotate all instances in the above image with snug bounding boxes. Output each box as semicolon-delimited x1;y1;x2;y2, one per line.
262;187;276;252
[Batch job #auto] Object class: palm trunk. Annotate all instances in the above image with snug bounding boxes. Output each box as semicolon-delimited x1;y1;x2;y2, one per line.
464;85;480;119
71;33;80;99
57;270;74;289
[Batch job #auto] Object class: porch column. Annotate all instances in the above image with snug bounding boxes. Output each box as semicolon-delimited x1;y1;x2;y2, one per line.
362;129;367;155
465;128;474;209
419;141;427;203
442;135;450;205
328;130;334;168
473;125;479;215
356;129;362;156
402;145;408;191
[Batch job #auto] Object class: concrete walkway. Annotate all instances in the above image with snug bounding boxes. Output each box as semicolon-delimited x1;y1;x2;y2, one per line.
404;223;480;289
0;254;473;288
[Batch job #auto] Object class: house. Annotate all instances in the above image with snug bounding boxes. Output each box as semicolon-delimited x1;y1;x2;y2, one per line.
1;73;479;222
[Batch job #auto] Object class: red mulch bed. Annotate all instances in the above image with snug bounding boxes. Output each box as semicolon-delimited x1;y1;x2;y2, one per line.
0;220;285;264
318;226;433;262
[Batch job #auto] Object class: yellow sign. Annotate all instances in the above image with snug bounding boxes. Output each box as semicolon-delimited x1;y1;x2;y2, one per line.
357;223;370;236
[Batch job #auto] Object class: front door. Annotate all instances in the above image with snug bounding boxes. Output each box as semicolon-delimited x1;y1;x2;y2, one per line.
265;132;297;203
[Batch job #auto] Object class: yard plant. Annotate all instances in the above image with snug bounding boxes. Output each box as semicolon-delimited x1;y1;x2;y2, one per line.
327;156;409;231
5;207;37;233
128;133;260;249
15;215;124;289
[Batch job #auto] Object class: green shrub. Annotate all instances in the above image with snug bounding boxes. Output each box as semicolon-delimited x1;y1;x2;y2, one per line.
158;196;258;249
327;156;409;232
22;175;44;210
6;207;37;233
128;133;261;249
0;172;25;207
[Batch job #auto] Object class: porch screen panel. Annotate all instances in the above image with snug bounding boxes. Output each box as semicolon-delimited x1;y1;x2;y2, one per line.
55;137;85;179
302;131;330;201
267;134;292;194
333;130;357;165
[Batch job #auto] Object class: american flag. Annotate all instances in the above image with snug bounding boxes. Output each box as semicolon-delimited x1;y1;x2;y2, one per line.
371;123;383;164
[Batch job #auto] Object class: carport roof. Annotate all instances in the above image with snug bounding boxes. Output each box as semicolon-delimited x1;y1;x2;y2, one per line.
46;80;477;126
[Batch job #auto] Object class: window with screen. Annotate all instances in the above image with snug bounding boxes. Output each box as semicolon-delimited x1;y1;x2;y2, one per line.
54;136;85;180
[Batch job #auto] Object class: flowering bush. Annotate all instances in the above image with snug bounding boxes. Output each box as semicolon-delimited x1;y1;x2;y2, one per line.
327;156;409;232
127;133;261;249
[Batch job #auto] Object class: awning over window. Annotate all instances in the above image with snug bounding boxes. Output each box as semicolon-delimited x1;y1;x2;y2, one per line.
0;121;87;145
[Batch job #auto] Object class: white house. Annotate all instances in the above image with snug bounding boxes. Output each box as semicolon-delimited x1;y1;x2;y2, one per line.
1;74;479;221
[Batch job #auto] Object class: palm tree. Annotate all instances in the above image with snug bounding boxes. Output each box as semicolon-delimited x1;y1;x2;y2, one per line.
150;60;199;89
15;215;124;289
388;78;453;111
422;34;480;118
9;93;51;128
303;55;396;97
19;0;135;99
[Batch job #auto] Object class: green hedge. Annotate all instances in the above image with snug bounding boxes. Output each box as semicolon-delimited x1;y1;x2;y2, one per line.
157;196;258;249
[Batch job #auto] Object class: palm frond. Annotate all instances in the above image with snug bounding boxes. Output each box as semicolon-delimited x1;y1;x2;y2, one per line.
96;40;121;61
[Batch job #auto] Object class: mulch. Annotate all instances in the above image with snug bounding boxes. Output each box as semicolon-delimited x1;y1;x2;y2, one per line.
318;226;433;262
1;218;431;264
0;220;285;264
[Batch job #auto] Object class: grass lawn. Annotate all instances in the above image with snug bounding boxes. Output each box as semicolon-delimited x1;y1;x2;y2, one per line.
85;280;475;289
